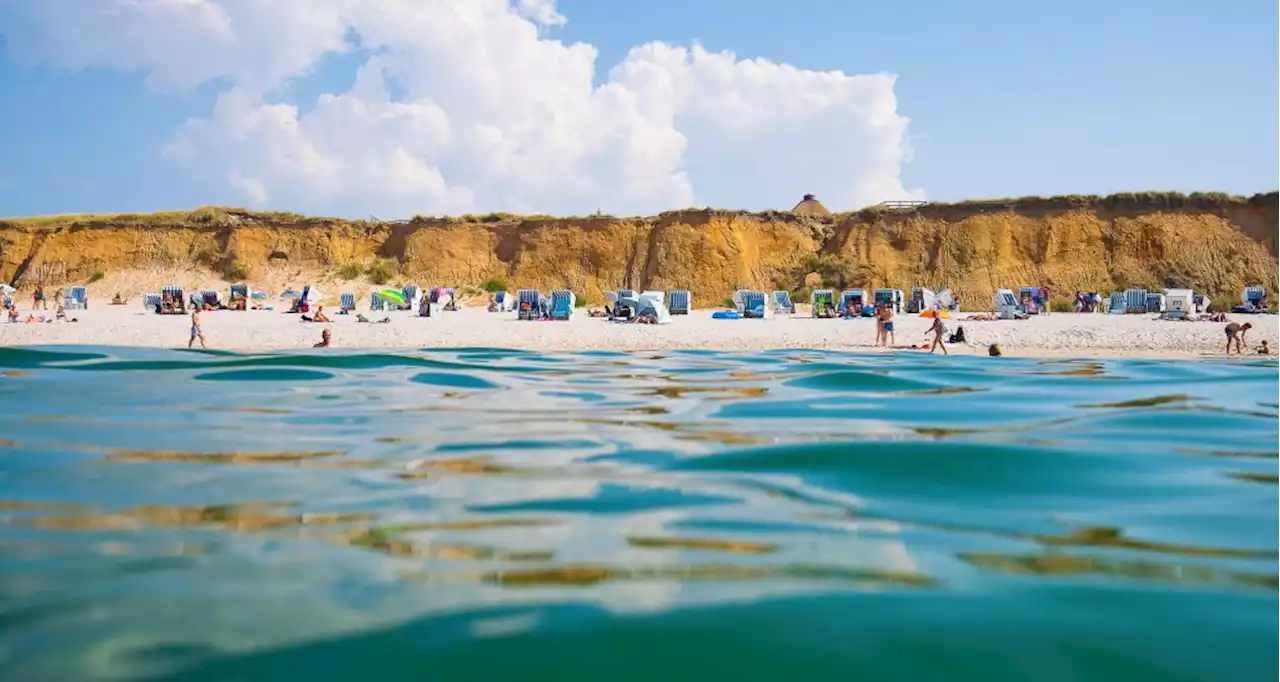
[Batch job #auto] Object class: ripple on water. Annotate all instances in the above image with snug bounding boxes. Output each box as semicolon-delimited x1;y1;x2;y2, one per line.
0;347;1274;682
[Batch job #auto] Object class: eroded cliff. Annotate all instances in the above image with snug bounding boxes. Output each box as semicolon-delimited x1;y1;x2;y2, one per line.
1;192;1275;307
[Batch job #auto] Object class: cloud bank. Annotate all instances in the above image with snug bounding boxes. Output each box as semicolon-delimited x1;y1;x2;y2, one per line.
0;0;922;216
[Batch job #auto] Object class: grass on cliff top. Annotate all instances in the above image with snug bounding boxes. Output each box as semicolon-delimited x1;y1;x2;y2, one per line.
1;206;329;229
3;191;1275;229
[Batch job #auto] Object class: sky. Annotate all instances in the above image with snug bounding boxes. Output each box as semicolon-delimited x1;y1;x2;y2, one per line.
0;0;1275;219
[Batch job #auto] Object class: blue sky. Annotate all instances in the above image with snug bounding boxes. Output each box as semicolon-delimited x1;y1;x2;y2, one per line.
0;0;1275;217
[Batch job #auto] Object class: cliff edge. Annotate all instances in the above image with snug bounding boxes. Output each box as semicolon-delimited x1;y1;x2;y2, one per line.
1;191;1275;307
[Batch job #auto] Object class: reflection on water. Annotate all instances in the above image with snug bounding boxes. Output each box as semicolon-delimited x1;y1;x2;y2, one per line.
0;347;1275;682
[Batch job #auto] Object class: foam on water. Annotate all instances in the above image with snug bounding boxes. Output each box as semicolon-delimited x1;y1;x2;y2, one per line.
0;347;1275;681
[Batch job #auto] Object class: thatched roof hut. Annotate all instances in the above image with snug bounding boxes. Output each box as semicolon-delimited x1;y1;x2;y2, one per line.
791;193;831;217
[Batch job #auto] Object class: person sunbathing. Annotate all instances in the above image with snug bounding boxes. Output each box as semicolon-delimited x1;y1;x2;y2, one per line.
7;307;19;323
111;293;125;305
313;305;331;323
55;304;67;322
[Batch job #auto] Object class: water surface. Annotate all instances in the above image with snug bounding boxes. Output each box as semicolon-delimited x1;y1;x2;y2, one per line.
0;347;1276;681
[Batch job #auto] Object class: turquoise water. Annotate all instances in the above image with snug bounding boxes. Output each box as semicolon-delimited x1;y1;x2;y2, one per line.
0;347;1275;682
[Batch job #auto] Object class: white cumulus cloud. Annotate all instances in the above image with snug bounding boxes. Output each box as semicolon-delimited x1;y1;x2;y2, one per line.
0;0;922;216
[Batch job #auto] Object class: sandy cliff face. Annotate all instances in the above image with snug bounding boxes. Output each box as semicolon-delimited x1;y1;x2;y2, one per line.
1;193;1275;307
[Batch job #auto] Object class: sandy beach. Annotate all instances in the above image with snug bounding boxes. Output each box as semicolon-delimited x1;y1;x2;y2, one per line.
2;301;1276;359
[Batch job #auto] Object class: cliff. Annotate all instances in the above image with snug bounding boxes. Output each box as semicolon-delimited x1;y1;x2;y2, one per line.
1;192;1276;307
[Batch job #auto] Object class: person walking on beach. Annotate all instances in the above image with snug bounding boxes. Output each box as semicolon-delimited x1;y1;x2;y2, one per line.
928;313;948;355
33;285;45;310
1224;321;1251;355
188;309;206;349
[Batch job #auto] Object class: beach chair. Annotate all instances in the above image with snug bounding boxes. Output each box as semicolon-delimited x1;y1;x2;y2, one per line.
494;291;510;312
668;289;691;315
1145;292;1166;313
402;284;421;311
993;289;1019;319
370;292;389;311
909;287;935;314
227;283;252;309
771;290;795;314
874;288;904;314
64;286;88;310
1124;288;1148;314
741;290;768;318
144;293;162;312
198;290;221;309
340;292;356;312
161;286;185;314
1233;285;1267;313
810;289;835;318
840;289;866;317
550;289;575;320
517;289;540;320
1017;286;1040;314
732;289;750;310
1108;291;1126;314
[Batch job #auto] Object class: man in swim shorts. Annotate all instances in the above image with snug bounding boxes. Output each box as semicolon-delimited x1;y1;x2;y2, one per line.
1224;321;1251;355
879;304;896;346
188;309;206;349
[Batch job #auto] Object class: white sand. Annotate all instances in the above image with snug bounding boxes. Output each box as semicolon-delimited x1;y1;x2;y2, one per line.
2;302;1277;358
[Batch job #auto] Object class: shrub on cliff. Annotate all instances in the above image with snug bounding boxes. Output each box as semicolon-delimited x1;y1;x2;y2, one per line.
366;259;397;285
337;262;363;280
481;277;508;293
88;270;105;283
222;259;250;282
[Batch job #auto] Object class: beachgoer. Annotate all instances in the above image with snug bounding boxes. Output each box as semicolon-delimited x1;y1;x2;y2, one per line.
313;305;331;323
1258;340;1270;355
988;343;1003;357
314;329;332;348
33;286;44;310
879;304;896;346
111;292;125;305
1041;284;1052;315
55;303;67;322
189;310;206;349
1224;321;1252;354
928;314;948;355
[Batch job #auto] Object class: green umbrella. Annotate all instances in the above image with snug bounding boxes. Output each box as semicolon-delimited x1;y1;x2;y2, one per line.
377;288;406;306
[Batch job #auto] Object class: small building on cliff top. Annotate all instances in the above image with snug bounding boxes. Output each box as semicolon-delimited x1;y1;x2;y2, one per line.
792;194;831;217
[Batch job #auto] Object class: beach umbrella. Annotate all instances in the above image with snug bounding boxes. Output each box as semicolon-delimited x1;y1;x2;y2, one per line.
250;291;269;299
0;284;14;294
281;289;300;298
377;288;407;306
920;309;951;319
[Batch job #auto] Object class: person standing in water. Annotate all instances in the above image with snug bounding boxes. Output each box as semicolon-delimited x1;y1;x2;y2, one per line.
314;328;332;348
188;309;206;349
879;304;896;346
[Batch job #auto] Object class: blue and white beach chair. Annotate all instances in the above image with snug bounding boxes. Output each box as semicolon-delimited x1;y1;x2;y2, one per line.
1108;291;1126;314
550;289;575;320
64;286;88;310
772;290;795;314
668;290;691;315
810;289;836;317
340;292;356;312
517;289;540;320
741;290;768;318
161;285;185;314
1124;288;1148;314
144;293;162;312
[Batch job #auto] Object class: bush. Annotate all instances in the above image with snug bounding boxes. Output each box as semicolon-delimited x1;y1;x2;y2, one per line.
222;259;250;282
88;270;105;283
337;262;363;280
366;259;397;285
481;277;508;293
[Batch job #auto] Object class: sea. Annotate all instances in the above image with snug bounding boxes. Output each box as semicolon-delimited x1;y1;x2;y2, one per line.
0;347;1276;682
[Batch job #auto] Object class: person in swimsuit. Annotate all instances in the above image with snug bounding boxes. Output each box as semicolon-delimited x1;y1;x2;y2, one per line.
1224;321;1251;354
188;310;206;348
880;304;896;346
928;313;948;355
314;328;332;348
